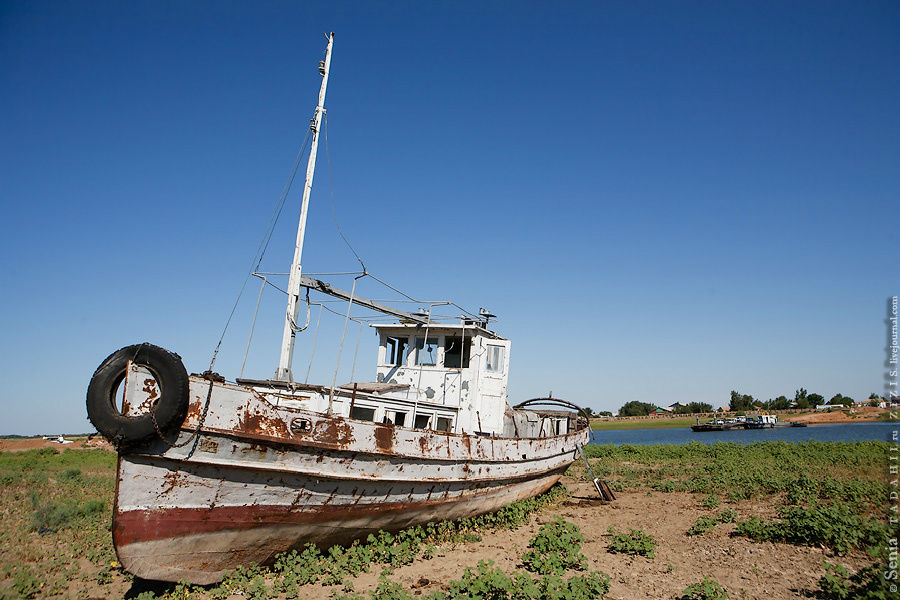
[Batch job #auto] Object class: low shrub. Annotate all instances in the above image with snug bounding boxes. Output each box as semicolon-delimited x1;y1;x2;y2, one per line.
522;516;588;575
269;484;570;592
606;527;657;558
679;577;729;600
687;516;719;537
733;502;886;554
700;495;720;509
815;562;894;600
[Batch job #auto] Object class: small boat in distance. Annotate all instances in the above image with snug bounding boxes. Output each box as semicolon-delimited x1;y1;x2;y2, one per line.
86;34;591;585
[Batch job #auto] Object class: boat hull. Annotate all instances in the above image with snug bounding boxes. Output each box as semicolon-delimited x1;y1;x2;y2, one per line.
114;453;565;584
112;377;588;584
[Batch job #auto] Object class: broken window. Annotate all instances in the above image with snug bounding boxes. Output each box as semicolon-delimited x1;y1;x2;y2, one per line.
383;335;408;366
443;336;471;368
350;406;376;421
435;416;452;432
485;345;505;373
384;410;407;427
413;413;432;429
415;337;437;366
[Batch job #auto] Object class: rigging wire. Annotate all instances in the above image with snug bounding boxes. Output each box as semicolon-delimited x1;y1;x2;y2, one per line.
239;275;267;379
323;113;366;273
304;303;324;384
208;106;488;375
328;273;363;413
349;321;363;383
207;128;313;371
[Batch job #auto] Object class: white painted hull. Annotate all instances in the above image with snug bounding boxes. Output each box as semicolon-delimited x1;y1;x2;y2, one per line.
113;376;588;584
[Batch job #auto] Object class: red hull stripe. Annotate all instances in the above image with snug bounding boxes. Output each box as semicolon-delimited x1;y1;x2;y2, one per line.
115;497;466;546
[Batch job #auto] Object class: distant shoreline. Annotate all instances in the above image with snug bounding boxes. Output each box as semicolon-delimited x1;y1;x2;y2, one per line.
590;406;894;431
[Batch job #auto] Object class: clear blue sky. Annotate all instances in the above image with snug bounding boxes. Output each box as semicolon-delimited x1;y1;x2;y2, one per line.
1;1;897;434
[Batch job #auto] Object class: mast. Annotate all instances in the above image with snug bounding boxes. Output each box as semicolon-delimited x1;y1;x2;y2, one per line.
276;32;334;381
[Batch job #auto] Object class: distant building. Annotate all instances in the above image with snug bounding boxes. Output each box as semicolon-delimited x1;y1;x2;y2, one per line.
649;408;667;417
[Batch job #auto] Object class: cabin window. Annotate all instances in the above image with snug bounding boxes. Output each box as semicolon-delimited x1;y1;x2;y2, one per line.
415;337;438;366
444;336;471;368
435;416;453;432
384;410;407;426
383;335;408;366
350;406;376;421
485;345;505;373
413;413;432;429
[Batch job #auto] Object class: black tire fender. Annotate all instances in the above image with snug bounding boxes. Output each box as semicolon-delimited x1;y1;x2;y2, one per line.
86;343;189;445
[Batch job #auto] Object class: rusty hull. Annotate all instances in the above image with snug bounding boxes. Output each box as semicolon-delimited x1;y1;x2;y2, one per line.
113;375;589;584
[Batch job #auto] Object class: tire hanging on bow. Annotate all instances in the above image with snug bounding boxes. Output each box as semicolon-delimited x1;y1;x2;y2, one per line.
86;343;189;445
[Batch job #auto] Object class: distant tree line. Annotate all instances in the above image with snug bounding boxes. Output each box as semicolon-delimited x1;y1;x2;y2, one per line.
607;389;882;418
728;388;875;411
673;402;713;414
615;401;713;417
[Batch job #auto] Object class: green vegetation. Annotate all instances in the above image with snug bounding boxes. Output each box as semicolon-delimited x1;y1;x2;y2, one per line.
815;562;895;600
734;502;886;554
255;484;573;590
686;516;719;537
581;441;887;503
425;558;609;600
678;577;730;600
700;495;720;509
1;439;892;598
686;510;737;536
522;516;589;575
591;417;697;431
828;394;855;407
605;527;657;558
674;402;714;414
0;447;118;599
333;518;610;600
617;401;659;417
729;391;756;412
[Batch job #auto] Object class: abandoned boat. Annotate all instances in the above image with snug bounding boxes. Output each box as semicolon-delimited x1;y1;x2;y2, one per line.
86;33;591;585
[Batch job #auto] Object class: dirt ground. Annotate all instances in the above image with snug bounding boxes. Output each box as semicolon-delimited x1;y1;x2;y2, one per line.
0;436;111;452
2;437;881;599
252;478;869;600
790;406;890;424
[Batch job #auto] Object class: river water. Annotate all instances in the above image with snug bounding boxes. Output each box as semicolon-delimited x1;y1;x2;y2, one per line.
589;421;897;445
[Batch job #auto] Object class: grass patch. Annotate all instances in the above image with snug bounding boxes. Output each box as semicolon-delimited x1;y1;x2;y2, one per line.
582;441;887;504
334;519;610;600
29;497;106;531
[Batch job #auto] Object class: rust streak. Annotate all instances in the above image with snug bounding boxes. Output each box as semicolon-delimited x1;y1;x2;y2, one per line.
311;417;354;448
159;471;183;496
373;424;395;453
237;409;290;438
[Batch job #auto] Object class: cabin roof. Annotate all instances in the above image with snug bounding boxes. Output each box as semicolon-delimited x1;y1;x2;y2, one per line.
370;322;505;340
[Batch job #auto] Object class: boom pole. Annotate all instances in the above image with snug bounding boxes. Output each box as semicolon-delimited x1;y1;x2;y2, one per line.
276;32;334;381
